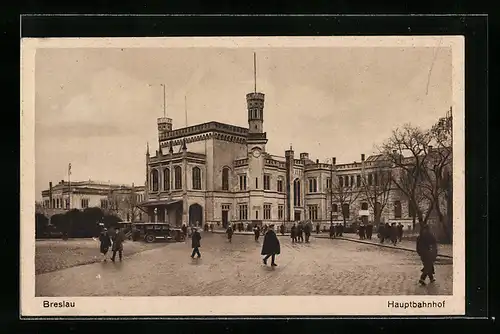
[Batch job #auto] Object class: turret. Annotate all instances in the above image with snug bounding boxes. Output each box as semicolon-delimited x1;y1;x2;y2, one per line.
247;92;265;134
157;117;172;141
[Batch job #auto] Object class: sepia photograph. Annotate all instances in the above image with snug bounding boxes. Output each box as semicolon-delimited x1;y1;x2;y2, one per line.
21;36;465;316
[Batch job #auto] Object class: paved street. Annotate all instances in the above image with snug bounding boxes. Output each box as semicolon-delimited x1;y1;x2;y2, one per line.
36;232;453;297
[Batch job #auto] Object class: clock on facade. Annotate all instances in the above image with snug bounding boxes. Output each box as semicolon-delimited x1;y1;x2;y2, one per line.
252;149;261;158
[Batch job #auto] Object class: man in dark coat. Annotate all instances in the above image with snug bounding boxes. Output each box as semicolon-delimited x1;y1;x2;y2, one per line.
329;224;335;239
340;223;344;236
111;227;126;262
316;223;320;234
253;224;260;242
397;223;404;242
359;223;366;240
280;224;285;236
366;223;373;240
303;221;311;243
416;225;437;285
390;223;398;245
191;227;202;258
99;228;112;262
226;225;234;243
297;223;304;242
261;225;280;266
291;223;297;242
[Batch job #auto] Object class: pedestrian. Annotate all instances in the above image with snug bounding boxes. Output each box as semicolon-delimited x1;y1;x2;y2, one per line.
390;222;398;245
329;224;335;239
291;223;297;243
181;224;188;241
298;222;304;242
339;223;344;237
366;222;373;240
280;224;285;236
261;225;280;267
304;221;312;243
316;222;320;234
210;223;214;233
191;227;202;258
253;224;261;241
226;225;234;243
358;223;365;240
384;223;391;243
397;223;404;242
416;224;437;285
204;222;209;232
111;227;126;262
98;228;112;262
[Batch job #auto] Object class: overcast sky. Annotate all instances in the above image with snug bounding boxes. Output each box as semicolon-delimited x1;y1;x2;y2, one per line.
35;45;452;199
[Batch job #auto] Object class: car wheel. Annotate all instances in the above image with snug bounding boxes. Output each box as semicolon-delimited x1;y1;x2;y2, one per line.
145;234;155;243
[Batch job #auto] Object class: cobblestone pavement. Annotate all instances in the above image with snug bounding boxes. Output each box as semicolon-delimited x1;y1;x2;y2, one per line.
35;239;166;274
36;233;453;297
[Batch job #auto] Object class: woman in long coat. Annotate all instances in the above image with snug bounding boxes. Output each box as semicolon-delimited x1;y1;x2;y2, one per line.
226;225;234;243
416;224;438;285
261;225;281;266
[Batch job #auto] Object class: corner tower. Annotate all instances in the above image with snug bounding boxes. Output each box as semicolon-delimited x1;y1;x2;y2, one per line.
157;117;172;141
247;92;264;134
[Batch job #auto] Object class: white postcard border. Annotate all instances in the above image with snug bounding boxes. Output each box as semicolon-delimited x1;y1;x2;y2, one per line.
20;36;466;317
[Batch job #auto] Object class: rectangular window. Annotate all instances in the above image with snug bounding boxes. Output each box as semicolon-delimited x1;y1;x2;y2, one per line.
308;178;317;193
374;173;379;186
65;199;70;209
264;203;271;220
368;174;373;186
100;199;108;209
239;175;247;190
239;204;248;220
278;205;284;220
308;205;318;220
350;175;354;188
277;179;283;192
255;177;258;189
81;198;89;208
326;178;332;190
338;176;344;187
255;210;259;220
356;175;361;187
264;174;271;190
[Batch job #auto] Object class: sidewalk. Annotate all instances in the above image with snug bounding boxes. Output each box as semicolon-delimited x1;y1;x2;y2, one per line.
316;234;453;258
210;230;452;258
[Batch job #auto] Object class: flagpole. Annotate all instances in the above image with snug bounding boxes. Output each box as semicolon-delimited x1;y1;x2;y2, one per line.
160;84;166;117
185;95;188;127
68;163;71;210
253;52;257;93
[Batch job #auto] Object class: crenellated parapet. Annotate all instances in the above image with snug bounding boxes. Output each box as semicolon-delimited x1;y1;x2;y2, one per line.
159;121;248;142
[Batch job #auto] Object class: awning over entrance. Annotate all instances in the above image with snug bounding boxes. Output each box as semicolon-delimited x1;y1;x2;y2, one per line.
138;199;182;207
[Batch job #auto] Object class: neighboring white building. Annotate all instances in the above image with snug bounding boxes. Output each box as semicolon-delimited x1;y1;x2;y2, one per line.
41;180;145;221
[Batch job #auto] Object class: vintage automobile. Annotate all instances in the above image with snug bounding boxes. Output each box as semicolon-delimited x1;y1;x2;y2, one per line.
131;222;185;243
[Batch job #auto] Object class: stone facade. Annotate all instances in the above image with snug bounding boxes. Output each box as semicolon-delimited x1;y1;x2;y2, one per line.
40;180;145;221
141;88;440;229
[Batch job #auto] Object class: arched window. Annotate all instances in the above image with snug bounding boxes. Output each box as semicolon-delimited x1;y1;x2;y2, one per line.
222;167;229;190
163;168;170;191
150;169;159;192
192;166;201;190
394;200;402;218
174;166;182;189
361;202;368;210
293;179;301;207
342;203;350;219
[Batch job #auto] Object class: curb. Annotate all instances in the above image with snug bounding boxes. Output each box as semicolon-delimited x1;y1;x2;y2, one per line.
314;235;453;259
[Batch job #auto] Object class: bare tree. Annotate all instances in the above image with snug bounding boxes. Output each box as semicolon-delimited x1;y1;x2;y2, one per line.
330;176;361;227
359;161;393;227
380;124;435;226
423;112;453;241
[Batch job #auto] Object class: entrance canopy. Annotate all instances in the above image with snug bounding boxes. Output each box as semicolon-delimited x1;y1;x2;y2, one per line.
138;199;182;208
